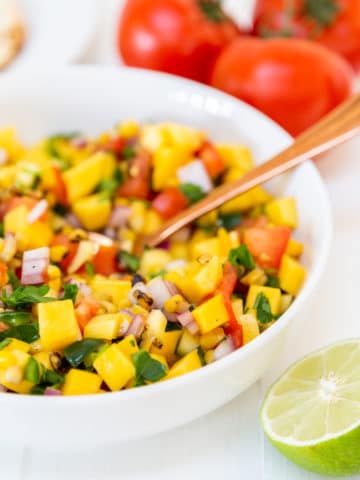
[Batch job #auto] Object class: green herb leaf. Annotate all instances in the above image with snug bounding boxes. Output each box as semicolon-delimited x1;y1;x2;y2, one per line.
0;285;55;310
132;350;167;386
0;338;12;350
63;339;105;368
179;183;205;205
43;369;65;385
0;311;33;327
198;0;227;23
265;275;280;288
219;212;242;230
46;132;80;158
0;222;4;238
0;323;39;343
30;384;47;395
117;251;140;273
122;146;136;160
303;0;339;27
7;270;20;290
149;269;166;279
83;343;109;370
85;262;95;277
165;321;182;332
228;244;255;270
253;293;278;324
24;357;41;384
197;346;206;366
59;284;79;303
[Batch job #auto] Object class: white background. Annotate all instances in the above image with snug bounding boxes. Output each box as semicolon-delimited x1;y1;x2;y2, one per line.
2;1;360;478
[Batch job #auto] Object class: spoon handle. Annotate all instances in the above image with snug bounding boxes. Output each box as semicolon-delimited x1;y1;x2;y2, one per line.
144;93;360;248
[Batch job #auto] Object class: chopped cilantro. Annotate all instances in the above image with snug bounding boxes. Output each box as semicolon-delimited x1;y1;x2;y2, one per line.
197;346;206;366
0;285;54;310
165;322;182;332
24;357;41;384
0;323;39;343
59;284;79;303
0;222;4;238
7;270;20;290
179;183;205;205
228;244;255;271
122;146;136;160
63;339;104;368
265;275;280;288
0;338;11;350
85;262;95;277
218;212;242;230
253;293;278;324
0;311;33;327
117;251;140;273
132;350;167;386
149;270;166;279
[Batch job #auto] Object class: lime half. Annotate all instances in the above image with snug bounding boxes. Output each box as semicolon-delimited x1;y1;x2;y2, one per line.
261;339;360;477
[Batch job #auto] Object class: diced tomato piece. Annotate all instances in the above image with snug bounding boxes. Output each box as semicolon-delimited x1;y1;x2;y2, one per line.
92;245;119;276
223;296;243;349
51;234;79;271
198;141;226;177
75;296;101;332
218;262;237;298
0;322;8;332
152;187;189;220
243;226;291;269
117;155;151;200
102;136;126;154
50;166;68;205
0;263;8;287
4;196;48;221
241;215;268;229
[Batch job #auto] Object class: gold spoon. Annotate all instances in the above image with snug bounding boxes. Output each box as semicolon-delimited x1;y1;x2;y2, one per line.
134;93;360;255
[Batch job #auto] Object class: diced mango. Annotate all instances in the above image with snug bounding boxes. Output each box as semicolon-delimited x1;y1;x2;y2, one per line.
0;127;25;160
192;294;229;334
0;351;17;369
169;241;188;260
152;146;190;190
218;227;239;257
63;152;115;202
220;187;272;214
146;310;167;338
62;368;102;395
91;276;132;309
115;335;139;358
151;330;182;360
38;299;81;351
246;285;281;315
279;255;306;296
34;352;53;370
0;166;16;188
166;350;202;380
265;197;298;229
190;256;223;302
93;344;135;391
164;123;204;152
286;238;304;258
73;194;111;231
199;327;225;350
238;313;260;345
140;249;172;276
17;221;53;251
196;210;218;228
128;200;147;233
1;338;30;353
117;119;139;138
84;313;124;340
190;237;221;260
4;205;28;235
240;268;267;286
231;299;243;322
216;144;254;171
0;369;32;394
142;210;162;235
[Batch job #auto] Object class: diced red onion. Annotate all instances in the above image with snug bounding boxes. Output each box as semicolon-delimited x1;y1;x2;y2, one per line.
125;314;145;338
109;205;131;228
44;387;62;396
170;227;191;243
103;227;117;240
158;240;170;250
165;259;187;271
65;213;81;228
176;160;213;193
71;137;88;149
21;247;49;285
213;336;235;361
27;199;48;224
147;278;172;308
177;310;194;327
88;232;114;247
186;320;199;335
0;148;8;166
162;310;178;323
0;233;16;262
164;281;179;296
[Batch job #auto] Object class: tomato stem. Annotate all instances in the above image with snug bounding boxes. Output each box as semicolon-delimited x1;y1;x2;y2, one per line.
198;0;227;23
303;0;340;28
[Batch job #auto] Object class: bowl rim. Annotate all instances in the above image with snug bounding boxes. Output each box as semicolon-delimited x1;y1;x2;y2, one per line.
0;66;333;405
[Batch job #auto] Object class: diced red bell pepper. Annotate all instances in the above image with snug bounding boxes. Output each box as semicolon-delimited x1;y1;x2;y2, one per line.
152;187;189;219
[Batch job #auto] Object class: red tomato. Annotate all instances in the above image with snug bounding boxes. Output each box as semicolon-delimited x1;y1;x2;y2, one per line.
253;0;360;71
117;0;240;83
92;245;119;276
0;263;8;287
198;141;226;177
152;187;189;219
211;37;353;136
4;196;48;221
75;297;101;332
243;225;291;269
50;166;68;205
51;234;79;272
117;155;151;200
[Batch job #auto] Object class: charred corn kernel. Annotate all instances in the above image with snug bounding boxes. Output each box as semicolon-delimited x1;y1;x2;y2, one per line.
164;294;187;313
93;344;135;391
200;327;225;350
142;210;162;235
140;249;172;276
115;334;139;358
91;276;132;309
151;330;182;359
118;119;139;138
220;187;272;214
190;237;220;260
84;313;123;340
63;369;102;395
73;194;111;231
169;241;188;260
205;349;215;364
38;299;81;351
231;299;243;322
286;238;304;258
63;152;115;202
246;285;281;315
68;229;88;242
4;365;23;384
280;294;293;314
50;245;68;263
196;210;218;227
192;294;229;334
128;201;147;233
265;197;298;228
190;256;223;302
166;350;202;380
216;144;254;171
238;313;260;344
279;255;306;296
47;265;62;291
34;352;53;370
241;268;267;286
4;205;28;235
1;339;30;353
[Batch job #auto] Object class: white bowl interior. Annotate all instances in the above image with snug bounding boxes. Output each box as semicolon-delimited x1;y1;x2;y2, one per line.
0;68;332;447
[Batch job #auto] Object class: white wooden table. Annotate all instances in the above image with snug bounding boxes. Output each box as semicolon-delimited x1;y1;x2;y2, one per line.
2;1;360;478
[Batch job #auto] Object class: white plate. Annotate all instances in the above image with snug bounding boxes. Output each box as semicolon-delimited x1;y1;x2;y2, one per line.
9;0;99;69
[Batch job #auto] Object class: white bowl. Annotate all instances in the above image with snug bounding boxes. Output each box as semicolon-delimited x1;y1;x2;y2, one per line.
0;67;332;448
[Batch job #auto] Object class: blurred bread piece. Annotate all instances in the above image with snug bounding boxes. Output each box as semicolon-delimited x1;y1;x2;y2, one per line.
0;0;25;69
